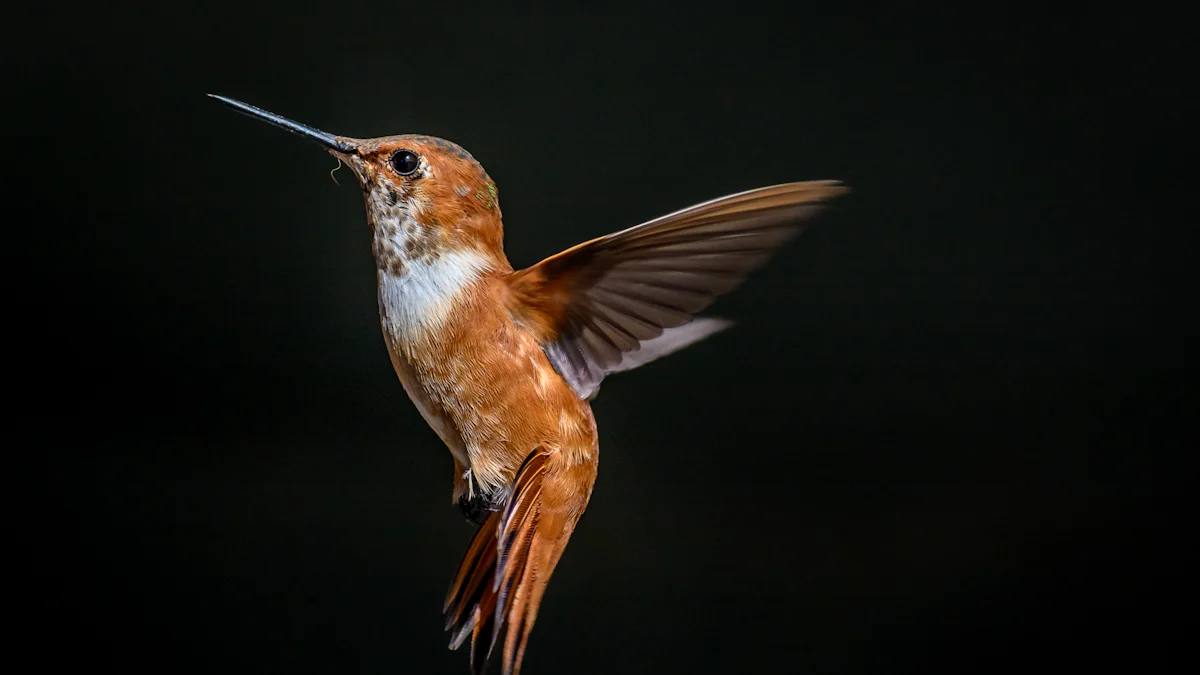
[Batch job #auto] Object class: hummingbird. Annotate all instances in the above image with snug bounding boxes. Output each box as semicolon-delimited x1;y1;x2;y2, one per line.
210;94;848;674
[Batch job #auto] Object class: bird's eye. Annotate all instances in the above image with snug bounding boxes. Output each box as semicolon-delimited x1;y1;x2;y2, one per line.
390;150;420;176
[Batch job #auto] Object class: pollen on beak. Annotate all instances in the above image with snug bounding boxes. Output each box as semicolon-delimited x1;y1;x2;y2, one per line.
329;149;370;183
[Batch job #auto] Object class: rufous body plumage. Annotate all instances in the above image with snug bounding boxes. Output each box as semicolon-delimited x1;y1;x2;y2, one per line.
210;95;847;674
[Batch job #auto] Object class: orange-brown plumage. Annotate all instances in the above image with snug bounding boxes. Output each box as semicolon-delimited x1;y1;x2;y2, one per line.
210;94;847;675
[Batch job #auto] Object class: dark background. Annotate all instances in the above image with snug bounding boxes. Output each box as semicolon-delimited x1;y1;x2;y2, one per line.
16;4;1189;674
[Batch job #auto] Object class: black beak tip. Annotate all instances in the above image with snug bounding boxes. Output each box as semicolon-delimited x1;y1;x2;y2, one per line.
208;93;358;154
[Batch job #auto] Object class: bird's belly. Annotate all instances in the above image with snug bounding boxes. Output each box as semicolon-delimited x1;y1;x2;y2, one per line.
398;337;596;495
384;336;471;468
446;356;596;493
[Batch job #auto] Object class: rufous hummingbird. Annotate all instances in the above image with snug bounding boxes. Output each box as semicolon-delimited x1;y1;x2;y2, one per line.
210;94;848;675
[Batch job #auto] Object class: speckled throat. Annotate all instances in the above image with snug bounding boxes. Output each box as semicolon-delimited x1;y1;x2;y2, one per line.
365;178;447;277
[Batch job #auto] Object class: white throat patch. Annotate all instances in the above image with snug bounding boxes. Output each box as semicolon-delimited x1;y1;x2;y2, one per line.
377;248;491;344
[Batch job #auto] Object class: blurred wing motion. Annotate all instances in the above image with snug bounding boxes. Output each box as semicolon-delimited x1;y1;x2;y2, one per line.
507;180;849;399
445;447;586;675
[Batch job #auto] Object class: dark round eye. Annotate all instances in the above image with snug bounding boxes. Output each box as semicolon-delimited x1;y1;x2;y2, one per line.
390;149;420;176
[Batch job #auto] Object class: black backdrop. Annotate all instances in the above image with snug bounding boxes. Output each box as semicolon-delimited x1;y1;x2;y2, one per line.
15;4;1188;674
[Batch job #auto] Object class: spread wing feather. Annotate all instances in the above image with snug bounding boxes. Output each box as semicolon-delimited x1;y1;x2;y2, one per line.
507;180;848;398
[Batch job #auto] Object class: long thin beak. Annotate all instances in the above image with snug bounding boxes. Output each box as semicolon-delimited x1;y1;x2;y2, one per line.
208;94;359;154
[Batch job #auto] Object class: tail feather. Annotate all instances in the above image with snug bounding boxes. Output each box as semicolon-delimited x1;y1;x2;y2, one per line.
444;511;497;615
444;446;589;675
502;560;552;675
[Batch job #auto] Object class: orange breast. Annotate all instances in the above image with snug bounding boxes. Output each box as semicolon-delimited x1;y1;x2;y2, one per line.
387;275;598;497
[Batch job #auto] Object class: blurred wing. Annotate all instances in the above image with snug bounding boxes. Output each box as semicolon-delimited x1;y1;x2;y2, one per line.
507;180;849;399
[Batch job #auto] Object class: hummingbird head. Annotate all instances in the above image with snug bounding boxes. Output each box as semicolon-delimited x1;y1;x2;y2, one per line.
209;96;506;276
329;134;505;270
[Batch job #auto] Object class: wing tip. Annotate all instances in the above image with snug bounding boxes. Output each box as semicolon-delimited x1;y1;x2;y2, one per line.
788;179;851;199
